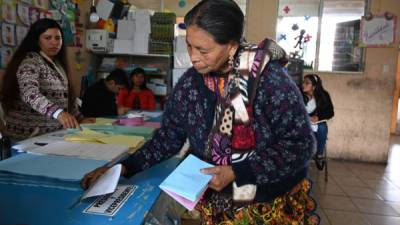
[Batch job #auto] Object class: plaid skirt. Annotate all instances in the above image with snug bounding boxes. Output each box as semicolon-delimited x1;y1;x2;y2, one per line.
196;178;320;225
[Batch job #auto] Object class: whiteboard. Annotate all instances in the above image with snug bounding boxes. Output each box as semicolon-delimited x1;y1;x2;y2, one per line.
360;16;397;47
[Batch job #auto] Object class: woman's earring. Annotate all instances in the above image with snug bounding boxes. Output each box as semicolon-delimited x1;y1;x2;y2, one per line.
228;55;234;69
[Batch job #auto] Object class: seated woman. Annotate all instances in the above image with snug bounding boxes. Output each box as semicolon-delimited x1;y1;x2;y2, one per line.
117;68;155;111
0;18;93;141
303;74;334;170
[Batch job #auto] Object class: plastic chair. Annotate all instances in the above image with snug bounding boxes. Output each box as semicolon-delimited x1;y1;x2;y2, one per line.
314;140;328;182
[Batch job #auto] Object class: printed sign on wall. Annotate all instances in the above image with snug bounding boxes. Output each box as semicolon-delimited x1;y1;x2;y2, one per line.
360;16;397;47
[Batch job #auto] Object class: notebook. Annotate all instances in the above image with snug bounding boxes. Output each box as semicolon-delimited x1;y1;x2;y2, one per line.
159;154;213;210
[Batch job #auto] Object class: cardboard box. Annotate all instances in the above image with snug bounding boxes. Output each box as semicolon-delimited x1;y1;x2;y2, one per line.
174;36;187;53
174;52;192;68
117;19;135;40
134;9;151;34
132;33;149;54
86;29;113;52
112;39;133;54
173;68;187;87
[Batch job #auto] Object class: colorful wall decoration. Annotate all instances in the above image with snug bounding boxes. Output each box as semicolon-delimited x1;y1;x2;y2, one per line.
0;0;82;69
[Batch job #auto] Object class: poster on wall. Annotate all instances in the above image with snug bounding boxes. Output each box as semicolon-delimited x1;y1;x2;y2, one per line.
29;7;40;24
17;3;31;25
16;25;28;44
360;16;397;47
2;0;17;24
1;23;16;46
29;7;51;24
0;46;14;69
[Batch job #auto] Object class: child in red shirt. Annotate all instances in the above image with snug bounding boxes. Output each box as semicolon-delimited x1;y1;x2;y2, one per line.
117;67;155;110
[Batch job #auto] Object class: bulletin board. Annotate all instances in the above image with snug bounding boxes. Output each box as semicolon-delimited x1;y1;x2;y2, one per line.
360;15;397;47
0;0;83;69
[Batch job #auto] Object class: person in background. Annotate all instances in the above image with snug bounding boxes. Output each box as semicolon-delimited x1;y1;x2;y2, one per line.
303;73;334;170
0;18;92;141
117;67;155;111
82;1;318;224
81;68;130;117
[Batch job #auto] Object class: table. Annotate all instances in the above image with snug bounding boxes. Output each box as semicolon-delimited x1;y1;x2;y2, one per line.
0;154;180;225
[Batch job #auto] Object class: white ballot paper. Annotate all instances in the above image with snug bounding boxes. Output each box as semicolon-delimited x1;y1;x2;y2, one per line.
82;164;121;199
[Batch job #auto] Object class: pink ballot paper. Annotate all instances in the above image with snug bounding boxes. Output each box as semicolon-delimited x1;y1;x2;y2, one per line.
159;154;213;210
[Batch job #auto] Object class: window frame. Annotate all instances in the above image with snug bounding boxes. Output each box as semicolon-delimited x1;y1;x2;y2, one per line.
278;0;370;74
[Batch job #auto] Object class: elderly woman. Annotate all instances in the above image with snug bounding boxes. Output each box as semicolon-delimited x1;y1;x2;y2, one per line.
1;18;94;141
82;1;318;224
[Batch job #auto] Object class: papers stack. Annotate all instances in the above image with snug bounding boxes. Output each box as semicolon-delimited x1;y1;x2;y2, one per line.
0;154;107;190
79;125;155;140
27;141;129;162
92;117;117;125
64;129;145;149
159;154;213;210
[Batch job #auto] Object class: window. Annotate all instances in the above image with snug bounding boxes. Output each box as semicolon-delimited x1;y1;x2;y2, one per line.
277;0;367;72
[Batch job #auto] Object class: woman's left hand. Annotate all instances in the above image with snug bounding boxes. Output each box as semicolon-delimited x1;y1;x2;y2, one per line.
201;165;235;192
80;117;96;124
310;116;319;123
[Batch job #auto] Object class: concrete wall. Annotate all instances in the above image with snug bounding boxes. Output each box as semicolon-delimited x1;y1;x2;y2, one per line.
246;0;400;162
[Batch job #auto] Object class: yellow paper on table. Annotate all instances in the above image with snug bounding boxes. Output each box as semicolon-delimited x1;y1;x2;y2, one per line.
98;135;145;149
93;117;117;125
64;129;108;143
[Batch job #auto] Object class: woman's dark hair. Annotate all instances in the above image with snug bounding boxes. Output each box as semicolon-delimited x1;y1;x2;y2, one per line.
303;74;329;105
1;18;68;112
130;67;148;90
184;0;244;45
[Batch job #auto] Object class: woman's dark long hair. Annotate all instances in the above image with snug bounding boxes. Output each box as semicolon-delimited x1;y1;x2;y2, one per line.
303;74;330;107
130;67;148;91
184;0;244;45
1;18;68;112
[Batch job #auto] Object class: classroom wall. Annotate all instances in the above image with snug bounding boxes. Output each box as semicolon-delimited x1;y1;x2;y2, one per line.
246;0;400;162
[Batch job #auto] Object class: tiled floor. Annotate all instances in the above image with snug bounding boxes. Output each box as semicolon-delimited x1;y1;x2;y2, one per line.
310;135;400;225
182;135;400;225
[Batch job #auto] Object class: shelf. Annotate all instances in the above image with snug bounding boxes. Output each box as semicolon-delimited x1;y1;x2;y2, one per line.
97;69;167;75
90;51;173;110
92;52;171;58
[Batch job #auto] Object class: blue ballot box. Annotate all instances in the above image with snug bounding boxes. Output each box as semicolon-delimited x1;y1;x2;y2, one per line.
0;157;180;225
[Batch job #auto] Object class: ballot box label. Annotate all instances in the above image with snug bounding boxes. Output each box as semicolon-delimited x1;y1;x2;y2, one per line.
83;184;137;216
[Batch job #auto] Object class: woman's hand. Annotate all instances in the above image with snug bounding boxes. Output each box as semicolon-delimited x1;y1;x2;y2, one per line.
80;165;128;190
201;165;235;192
81;166;109;190
80;117;96;124
310;116;319;123
118;107;130;115
57;111;81;129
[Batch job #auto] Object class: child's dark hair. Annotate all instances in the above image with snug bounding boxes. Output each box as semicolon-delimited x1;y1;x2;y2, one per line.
106;68;128;87
130;67;148;90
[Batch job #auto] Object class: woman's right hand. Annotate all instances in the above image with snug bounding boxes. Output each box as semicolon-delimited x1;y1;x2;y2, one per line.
117;107;130;115
81;166;110;190
80;165;128;190
57;111;81;129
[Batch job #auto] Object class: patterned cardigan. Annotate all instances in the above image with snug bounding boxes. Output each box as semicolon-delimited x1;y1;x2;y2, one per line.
4;52;81;141
122;62;315;202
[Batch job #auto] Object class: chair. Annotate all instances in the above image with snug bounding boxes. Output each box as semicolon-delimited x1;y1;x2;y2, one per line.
314;139;328;182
